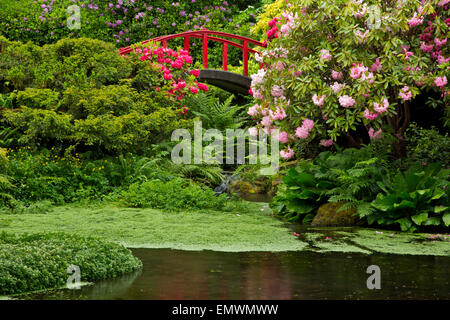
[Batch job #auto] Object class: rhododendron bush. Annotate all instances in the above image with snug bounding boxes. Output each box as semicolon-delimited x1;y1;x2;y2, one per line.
126;43;209;111
249;0;449;160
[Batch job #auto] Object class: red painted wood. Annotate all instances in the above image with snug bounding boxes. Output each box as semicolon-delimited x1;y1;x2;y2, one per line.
202;33;208;69
118;30;267;77
184;37;189;53
243;40;248;76
222;43;228;71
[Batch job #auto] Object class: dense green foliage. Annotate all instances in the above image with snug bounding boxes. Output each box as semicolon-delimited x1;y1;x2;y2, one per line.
0;37;189;155
271;145;449;232
122;177;245;211
0;232;142;295
406;123;450;167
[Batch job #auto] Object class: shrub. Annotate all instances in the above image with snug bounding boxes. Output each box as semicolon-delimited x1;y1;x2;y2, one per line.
121;177;244;211
406;123;450;167
0;232;142;295
368;163;449;232
249;0;449;159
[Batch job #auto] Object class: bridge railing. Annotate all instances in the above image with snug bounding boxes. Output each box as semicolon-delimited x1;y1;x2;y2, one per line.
119;30;267;77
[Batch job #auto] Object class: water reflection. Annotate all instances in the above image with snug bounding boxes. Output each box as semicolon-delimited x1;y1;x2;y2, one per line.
26;249;450;300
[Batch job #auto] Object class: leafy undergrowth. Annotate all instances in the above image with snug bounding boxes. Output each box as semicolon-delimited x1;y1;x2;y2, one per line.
0;203;448;256
0;232;142;296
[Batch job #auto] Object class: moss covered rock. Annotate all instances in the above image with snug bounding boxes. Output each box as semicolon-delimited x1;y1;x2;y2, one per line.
312;202;359;227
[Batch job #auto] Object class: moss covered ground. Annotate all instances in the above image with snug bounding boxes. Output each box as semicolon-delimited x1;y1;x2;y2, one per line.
1;202;448;256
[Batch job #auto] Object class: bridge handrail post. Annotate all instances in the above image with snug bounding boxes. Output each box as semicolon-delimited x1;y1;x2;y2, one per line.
222;43;228;71
243;40;249;77
202;33;208;69
184;37;190;53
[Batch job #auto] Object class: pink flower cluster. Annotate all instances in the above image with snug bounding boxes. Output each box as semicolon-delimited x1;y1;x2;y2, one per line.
339;95;356;108
399;86;412;101
134;45;208;103
295;118;315;139
280;147;294;160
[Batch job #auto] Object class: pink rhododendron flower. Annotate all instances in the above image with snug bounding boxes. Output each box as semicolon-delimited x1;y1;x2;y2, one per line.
434;38;447;47
276;61;285;71
248;127;258;136
435;76;448;88
399;86;412;101
368;128;383;140
294;70;303;77
261;116;273;127
361;71;374;84
270;107;287;120
280;147;294;160
320;49;332;61
338;95;356;107
271;85;285;97
295;126;310;139
420;41;434;53
350;64;367;79
373;98;389;113
247;104;260;117
312;94;325;106
197;83;209;92
330;82;344;94
276;131;289;143
408;13;424;27
302;119;315;131
363;109;378;120
189;70;200;77
355;29;369;43
332;70;343;80
189;86;199;94
320;139;333;147
370;58;382;72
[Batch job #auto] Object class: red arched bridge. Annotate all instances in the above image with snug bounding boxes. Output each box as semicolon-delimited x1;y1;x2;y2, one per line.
119;30;266;94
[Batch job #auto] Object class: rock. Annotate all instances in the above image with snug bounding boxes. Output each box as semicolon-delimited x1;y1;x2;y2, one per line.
311;202;359;227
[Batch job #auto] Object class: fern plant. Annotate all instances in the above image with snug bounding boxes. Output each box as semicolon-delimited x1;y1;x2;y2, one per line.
184;93;247;131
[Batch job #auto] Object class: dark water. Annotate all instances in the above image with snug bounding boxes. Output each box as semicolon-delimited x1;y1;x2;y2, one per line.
23;249;449;300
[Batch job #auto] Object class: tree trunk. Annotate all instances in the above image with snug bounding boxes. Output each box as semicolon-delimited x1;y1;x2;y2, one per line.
388;101;410;159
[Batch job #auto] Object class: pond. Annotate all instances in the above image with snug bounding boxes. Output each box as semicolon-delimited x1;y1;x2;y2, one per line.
21;248;450;300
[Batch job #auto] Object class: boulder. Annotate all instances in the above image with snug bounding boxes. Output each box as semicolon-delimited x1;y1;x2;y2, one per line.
311;202;359;227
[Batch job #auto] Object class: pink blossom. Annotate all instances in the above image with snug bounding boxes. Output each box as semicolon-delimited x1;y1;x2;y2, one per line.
276;61;285;71
190;86;199;94
373;98;389;113
370;58;382;73
280;147;295;160
261;116;273;127
363;109;378;120
320;49;332;61
408;13;424;27
247;104;260;117
294;70;302;77
330;82;343;94
355;29;369;43
434;38;447;47
338;95;356;107
435;76;448;88
319;139;333;147
248;127;258;136
332;70;343;80
361;72;374;84
368;128;383;140
270;107;287;120
276;131;289;143
271;85;285;97
399;86;412;101
312;94;325;106
350;64;367;79
420;42;434;53
302;119;315;131
295;126;310;139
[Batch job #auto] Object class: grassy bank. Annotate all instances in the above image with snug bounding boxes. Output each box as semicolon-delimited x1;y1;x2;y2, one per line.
1;203;448;256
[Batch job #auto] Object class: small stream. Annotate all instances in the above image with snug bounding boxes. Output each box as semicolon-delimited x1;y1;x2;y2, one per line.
21;248;450;300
